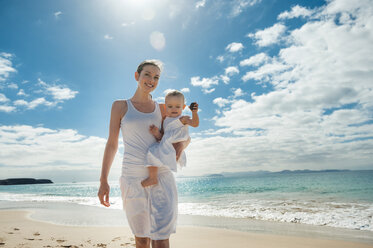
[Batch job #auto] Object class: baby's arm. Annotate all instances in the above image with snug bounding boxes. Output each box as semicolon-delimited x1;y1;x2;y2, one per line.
180;102;199;127
149;125;163;142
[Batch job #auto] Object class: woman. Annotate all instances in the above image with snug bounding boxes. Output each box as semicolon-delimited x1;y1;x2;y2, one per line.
97;60;188;248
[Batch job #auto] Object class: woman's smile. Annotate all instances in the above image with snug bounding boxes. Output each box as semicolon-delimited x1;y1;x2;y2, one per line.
144;82;154;88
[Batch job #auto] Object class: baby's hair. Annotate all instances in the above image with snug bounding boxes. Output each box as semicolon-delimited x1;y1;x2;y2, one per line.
137;59;163;74
165;90;185;103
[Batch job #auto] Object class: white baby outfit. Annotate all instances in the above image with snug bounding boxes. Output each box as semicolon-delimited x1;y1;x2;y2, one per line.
146;116;190;172
119;100;178;240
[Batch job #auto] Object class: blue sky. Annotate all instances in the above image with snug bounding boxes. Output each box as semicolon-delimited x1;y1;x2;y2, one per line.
1;0;373;182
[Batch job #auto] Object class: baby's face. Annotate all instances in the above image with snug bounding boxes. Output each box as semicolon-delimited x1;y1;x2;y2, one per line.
165;96;184;117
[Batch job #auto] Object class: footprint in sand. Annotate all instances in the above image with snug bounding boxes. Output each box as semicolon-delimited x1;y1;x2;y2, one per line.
111;236;121;242
33;232;40;236
25;238;35;241
120;243;134;247
0;242;5;246
59;245;80;248
13;228;20;231
7;232;13;235
56;239;66;243
96;243;107;247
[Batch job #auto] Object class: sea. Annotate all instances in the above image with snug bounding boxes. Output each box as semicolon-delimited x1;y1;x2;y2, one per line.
0;170;372;232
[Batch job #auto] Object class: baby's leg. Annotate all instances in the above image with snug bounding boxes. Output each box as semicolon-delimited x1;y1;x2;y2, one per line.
141;166;158;187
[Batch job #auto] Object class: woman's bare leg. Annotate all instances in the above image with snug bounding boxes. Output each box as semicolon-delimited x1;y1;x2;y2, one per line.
135;236;150;248
152;239;169;248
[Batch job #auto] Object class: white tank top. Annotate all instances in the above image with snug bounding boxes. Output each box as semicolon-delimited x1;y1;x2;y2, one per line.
120;99;162;167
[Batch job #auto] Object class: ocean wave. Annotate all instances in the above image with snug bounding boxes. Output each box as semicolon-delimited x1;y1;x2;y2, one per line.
1;191;371;231
179;199;373;231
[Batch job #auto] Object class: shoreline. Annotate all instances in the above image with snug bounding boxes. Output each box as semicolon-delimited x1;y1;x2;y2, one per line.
0;210;372;248
0;200;373;245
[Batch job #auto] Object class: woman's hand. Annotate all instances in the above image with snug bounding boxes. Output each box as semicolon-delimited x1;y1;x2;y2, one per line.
173;138;191;161
98;181;111;207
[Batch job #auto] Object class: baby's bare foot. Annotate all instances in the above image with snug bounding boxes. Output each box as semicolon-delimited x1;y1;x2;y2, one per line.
141;177;158;187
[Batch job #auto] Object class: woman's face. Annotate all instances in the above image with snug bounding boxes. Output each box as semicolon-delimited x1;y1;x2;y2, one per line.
135;65;161;94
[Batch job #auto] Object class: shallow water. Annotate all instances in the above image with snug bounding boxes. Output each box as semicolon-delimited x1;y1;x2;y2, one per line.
1;170;372;231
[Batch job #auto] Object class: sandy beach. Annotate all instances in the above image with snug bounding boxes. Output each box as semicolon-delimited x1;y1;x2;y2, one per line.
0;210;372;248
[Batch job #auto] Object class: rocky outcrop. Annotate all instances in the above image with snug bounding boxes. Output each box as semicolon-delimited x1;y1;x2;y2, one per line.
0;178;53;185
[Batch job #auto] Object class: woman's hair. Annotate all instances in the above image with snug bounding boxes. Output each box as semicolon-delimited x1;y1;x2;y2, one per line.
137;59;163;74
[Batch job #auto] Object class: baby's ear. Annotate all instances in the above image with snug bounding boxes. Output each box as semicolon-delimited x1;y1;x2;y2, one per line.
183;104;186;110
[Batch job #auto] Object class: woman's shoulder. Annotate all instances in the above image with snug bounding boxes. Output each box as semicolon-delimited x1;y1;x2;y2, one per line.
111;99;128;117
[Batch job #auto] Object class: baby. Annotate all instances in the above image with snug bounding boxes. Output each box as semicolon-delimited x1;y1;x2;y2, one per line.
141;90;199;187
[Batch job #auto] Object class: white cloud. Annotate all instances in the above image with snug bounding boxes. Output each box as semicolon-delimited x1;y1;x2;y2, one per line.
0;93;9;102
217;55;224;62
248;23;286;47
104;34;113;40
180;0;373;176
219;66;240;85
213;97;231;107
164;88;190;95
0;105;15;112
37;78;78;102
163;88;178;95
225;42;244;52
8;82;18;89
220;75;230;84
240;53;270;67
17;89;27;96
233;88;245;98
225;66;239;76
13;99;28;106
150;31;166;51
190;76;219;89
230;0;262;17
0;53;16;82
154;96;165;103
54;11;62;19
46;85;78;100
242;59;289;82
278;5;313;20
0;125;121;181
0;55;77;113
202;88;215;94
196;0;206;9
28;97;54;109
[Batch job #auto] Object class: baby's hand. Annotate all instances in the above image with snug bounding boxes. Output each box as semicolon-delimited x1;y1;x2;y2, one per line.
149;125;159;136
189;102;199;112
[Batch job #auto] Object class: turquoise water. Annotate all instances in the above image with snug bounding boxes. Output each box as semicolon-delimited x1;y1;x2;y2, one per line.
1;170;372;231
177;171;373;202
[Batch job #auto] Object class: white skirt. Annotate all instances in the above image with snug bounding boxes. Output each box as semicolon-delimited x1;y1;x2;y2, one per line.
119;165;178;240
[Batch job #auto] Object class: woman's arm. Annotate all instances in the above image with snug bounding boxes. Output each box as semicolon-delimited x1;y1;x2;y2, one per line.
98;100;126;207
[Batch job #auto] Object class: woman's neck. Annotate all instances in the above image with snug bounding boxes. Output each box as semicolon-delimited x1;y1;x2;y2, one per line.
131;88;152;103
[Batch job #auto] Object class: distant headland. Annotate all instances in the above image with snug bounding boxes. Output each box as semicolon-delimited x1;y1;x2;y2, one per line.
0;178;53;185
